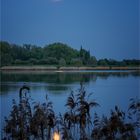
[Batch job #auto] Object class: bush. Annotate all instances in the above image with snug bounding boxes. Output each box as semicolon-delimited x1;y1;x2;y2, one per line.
38;59;48;64
29;58;38;65
14;59;28;65
46;57;58;65
70;58;83;66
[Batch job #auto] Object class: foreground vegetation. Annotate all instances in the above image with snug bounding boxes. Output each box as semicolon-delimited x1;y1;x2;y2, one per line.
1;41;140;67
2;85;140;140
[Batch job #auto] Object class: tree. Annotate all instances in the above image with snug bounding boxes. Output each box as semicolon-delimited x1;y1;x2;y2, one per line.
30;46;43;60
43;43;78;64
98;59;108;66
79;46;91;65
0;41;13;66
2;41;139;67
88;56;97;66
59;58;66;66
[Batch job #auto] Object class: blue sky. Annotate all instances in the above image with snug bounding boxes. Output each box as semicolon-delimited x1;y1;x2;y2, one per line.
1;0;139;60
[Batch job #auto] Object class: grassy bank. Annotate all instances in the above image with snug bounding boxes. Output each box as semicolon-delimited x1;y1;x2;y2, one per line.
0;66;140;71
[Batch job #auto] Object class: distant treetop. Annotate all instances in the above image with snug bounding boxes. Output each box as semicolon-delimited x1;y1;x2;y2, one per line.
0;41;139;67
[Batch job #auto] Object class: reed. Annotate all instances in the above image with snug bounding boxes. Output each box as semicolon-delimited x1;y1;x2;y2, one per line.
2;85;139;140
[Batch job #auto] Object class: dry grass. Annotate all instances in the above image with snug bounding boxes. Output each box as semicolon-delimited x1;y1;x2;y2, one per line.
1;66;140;71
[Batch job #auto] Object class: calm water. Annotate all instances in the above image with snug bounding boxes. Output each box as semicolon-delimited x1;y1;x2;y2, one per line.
0;70;140;137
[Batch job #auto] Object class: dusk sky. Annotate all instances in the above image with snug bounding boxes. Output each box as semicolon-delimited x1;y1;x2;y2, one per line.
1;0;139;60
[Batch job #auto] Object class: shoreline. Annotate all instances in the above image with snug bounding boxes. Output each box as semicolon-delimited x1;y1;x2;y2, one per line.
0;66;140;72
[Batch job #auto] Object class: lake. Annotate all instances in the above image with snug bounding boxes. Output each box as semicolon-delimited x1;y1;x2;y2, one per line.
0;70;140;138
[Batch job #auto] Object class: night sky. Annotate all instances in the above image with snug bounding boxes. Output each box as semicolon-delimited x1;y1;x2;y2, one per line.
1;0;139;60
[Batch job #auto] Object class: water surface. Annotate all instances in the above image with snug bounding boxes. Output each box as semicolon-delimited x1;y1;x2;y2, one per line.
0;70;140;137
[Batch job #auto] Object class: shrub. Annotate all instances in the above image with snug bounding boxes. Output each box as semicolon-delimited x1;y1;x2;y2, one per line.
70;58;83;66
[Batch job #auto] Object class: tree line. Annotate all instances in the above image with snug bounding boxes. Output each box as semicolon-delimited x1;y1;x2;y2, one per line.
0;41;140;67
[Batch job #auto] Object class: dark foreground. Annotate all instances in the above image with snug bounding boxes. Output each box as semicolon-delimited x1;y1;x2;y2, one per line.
2;85;140;140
